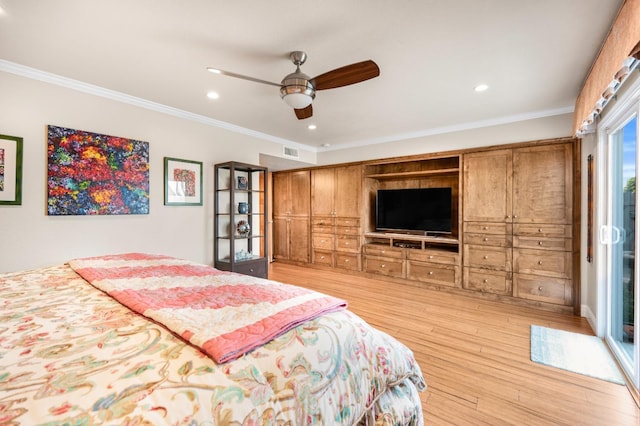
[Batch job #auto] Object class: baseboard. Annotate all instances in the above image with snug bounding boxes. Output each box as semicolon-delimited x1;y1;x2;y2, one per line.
581;304;597;335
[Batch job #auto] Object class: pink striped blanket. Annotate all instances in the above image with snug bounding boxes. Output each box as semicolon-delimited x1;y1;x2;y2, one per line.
68;253;347;363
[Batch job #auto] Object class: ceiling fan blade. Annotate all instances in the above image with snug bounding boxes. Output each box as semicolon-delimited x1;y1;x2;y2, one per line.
206;67;282;87
312;60;380;90
295;104;313;120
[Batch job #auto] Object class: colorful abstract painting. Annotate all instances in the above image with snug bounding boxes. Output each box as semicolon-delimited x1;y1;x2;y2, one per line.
47;125;149;215
173;168;196;196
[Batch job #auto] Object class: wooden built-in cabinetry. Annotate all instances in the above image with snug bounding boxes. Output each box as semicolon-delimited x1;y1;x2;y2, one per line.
271;137;580;314
272;170;311;264
311;165;362;270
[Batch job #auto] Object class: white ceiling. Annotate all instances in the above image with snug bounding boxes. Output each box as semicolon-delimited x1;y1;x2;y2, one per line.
0;0;623;153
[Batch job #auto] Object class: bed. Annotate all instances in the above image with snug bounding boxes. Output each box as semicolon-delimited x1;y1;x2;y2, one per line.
0;253;425;425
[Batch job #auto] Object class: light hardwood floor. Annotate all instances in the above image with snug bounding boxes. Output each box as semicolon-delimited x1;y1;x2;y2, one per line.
268;262;639;426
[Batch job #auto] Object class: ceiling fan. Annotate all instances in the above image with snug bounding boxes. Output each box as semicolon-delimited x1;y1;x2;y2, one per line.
207;51;380;120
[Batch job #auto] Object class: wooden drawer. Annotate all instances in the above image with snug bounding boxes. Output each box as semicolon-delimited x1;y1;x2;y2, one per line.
464;222;511;235
513;236;571;251
364;256;404;278
363;244;404;259
312;250;334;266
463;268;511;295
335;226;360;235
312;234;334;250
464;232;511;247
513;249;571;279
463;245;512;271
312;225;333;234
335;253;360;271
407;261;458;287
407;249;458;265
312;217;334;227
335;217;360;227
514;223;571;238
336;235;360;253
513;274;571;305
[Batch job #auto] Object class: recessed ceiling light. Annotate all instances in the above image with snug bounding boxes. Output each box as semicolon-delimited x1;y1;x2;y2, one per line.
207;91;219;100
307;124;317;130
321;143;331;147
207;68;221;74
474;84;489;92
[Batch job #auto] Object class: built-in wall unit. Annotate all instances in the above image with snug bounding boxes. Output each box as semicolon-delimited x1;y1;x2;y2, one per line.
272;136;580;315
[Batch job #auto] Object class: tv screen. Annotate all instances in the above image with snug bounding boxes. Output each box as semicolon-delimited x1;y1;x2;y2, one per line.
376;187;452;234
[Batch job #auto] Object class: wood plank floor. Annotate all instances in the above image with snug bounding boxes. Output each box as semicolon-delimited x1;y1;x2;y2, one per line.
268;262;640;426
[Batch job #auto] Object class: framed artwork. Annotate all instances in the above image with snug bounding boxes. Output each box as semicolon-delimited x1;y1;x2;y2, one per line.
47;125;149;215
164;157;203;206
0;134;23;205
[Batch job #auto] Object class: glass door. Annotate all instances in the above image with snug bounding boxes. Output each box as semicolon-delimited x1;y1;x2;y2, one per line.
604;113;639;388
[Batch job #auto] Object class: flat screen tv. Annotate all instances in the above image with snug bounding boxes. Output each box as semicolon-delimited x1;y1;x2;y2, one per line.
376;187;452;234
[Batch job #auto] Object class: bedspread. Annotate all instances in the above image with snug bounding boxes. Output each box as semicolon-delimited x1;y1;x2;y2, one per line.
68;253;347;363
0;257;426;425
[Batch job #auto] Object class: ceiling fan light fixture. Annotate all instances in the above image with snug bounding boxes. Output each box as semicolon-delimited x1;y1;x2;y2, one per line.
280;70;315;109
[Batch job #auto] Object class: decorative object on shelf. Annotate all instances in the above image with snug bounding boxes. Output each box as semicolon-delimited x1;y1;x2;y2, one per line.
235;249;254;261
236;219;251;237
0;134;23;206
164;157;203;206
237;176;248;190
47;125;149;215
238;202;249;214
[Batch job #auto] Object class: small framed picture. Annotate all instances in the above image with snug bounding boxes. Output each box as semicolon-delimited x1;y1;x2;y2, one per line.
0;134;23;205
164;157;203;206
237;175;248;190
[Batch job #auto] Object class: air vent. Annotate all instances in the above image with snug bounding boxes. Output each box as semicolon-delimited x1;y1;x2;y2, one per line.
283;146;299;158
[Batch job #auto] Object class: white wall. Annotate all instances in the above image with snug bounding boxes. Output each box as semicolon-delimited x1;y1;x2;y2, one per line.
317;113;574;164
0;71;316;272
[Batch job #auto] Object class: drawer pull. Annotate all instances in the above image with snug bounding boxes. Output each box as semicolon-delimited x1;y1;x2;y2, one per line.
483;226;489;230
345;259;350;263
483;255;488;260
538;286;543;291
429;255;434;259
429;271;433;275
483;279;488;283
345;242;350;245
538;241;543;246
538;260;543;265
381;264;386;268
320;256;325;259
250;268;254;272
483;237;489;242
538;228;542;233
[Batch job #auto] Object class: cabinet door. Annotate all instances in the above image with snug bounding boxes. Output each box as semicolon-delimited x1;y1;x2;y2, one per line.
311;168;335;216
463;150;512;222
512;144;572;224
289;218;310;263
334;165;362;217
272;173;290;216
289;170;311;216
272;217;289;260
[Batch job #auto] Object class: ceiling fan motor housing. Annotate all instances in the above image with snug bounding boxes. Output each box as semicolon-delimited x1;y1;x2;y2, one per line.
280;70;315;108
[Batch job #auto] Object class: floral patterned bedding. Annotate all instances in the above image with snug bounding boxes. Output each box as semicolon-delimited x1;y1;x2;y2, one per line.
0;258;426;425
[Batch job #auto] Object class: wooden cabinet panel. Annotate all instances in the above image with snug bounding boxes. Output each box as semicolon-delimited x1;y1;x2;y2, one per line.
513;274;571;305
513;249;572;279
464;233;512;247
407;249;458;265
463;268;511;295
512;144;572;224
290;171;311;216
313;250;334;266
513;236;572;251
363;244;404;259
463;149;512;223
336;235;359;253
364;256;404;277
312;234;334;250
463;244;512;271
407;261;458;287
289;218;310;263
311;168;335;216
335;253;360;271
272;217;290;260
334;165;362;217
